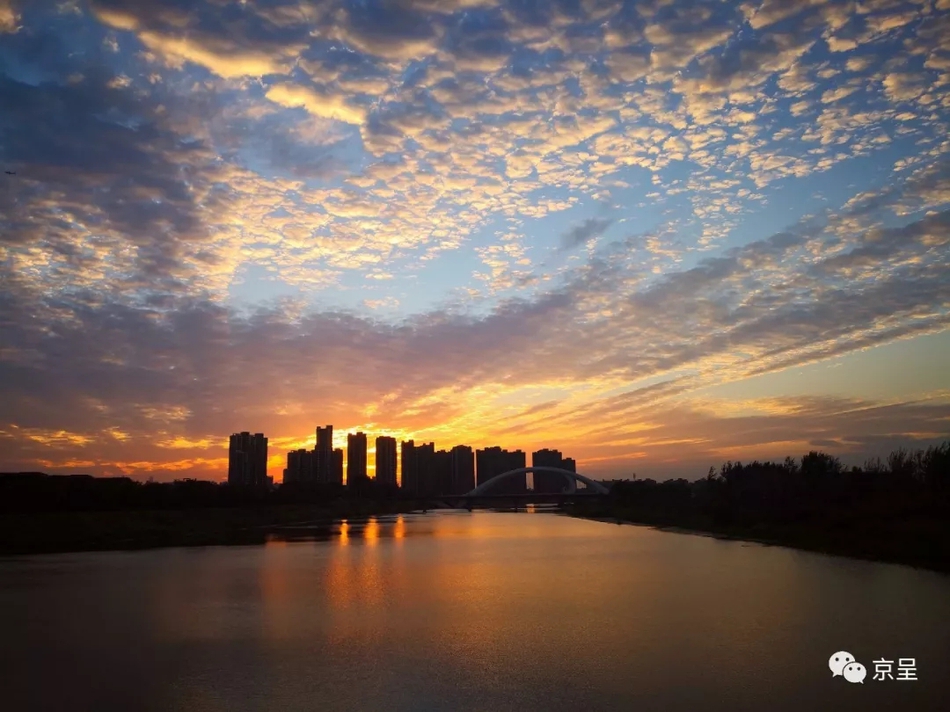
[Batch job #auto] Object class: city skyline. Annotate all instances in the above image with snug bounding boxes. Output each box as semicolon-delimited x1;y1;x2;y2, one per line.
259;425;581;491
2;0;949;483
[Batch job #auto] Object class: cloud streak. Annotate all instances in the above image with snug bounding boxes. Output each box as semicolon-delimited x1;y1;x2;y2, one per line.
1;0;949;480
560;218;613;250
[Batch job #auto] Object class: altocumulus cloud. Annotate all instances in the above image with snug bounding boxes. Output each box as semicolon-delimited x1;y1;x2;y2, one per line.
0;0;949;479
560;218;613;250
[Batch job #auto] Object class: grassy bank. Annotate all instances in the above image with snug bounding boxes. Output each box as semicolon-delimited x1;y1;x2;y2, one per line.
562;500;950;574
0;500;420;556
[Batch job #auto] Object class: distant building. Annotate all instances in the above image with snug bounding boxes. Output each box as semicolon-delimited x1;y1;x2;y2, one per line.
347;432;367;485
430;448;452;497
415;442;437;496
401;440;418;495
228;432;268;486
450;445;475;494
285;448;315;484
375;436;398;488
476;446;526;494
315;425;333;483
400;441;471;496
332;448;344;485
532;449;576;493
285;449;301;484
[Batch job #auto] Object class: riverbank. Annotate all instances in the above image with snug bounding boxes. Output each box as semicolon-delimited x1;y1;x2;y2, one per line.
0;500;421;556
561;502;950;574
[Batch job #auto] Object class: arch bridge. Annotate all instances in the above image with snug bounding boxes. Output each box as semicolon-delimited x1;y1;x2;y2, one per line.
467;466;610;497
423;466;610;510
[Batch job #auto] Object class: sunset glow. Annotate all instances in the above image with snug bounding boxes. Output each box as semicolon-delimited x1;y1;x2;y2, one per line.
1;0;948;481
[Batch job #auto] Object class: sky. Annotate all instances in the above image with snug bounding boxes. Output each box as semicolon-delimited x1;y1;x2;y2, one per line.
0;0;948;483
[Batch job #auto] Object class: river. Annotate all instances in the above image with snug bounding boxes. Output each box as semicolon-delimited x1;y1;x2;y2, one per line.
1;510;948;711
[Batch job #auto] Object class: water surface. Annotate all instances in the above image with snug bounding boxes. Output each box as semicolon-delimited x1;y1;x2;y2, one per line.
1;511;948;711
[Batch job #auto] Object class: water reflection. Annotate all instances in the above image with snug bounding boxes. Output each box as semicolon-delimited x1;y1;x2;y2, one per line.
2;511;949;712
264;513;413;548
363;517;380;545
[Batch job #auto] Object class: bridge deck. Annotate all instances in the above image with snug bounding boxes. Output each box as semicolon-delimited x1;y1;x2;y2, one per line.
430;492;607;508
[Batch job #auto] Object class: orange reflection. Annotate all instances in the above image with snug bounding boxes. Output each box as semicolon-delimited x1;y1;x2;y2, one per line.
323;540;387;610
393;515;406;542
364;517;380;546
259;546;299;641
339;520;350;546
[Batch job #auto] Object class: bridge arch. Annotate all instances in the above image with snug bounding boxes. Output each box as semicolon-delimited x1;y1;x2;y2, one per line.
466;466;610;496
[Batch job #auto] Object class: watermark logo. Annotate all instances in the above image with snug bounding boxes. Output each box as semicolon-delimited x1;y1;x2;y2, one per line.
829;651;855;677
830;652;917;683
843;662;867;684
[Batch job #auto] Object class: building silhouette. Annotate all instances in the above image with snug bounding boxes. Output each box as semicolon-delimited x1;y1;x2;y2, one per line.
375;436;398;488
415;442;436;496
402;440;443;496
397;442;472;496
430;448;452;497
532;448;576;493
450;445;475;494
285;448;315;484
234;425;576;496
476;446;526;494
285;449;301;484
315;425;333;483
347;432;367;485
401;440;418;495
332;448;343;485
228;432;268;486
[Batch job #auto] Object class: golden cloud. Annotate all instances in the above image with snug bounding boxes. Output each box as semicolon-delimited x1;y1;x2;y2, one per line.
266;83;368;125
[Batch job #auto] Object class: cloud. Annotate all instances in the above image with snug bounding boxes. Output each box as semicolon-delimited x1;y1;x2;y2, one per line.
2;0;950;480
326;2;444;61
91;0;307;77
0;0;19;33
644;6;738;77
266;82;368;125
136;30;298;78
0;70;208;287
560;218;613;250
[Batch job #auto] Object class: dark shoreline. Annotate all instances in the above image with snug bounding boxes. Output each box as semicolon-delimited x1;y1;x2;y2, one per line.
0;501;423;557
3;500;948;575
562;504;950;575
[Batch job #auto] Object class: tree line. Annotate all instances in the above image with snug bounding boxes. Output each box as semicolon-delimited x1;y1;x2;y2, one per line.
595;442;950;571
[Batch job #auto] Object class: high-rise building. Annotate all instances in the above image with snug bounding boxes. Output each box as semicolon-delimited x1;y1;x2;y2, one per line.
418;442;438;496
375;436;398;488
332;448;344;485
315;425;333;483
401;440;418;495
402;440;443;496
304;449;316;482
285;448;315;484
229;448;248;485
285;449;301;484
428;448;452;497
532;448;575;493
347;432;367;485
228;432;268;486
450;445;475;494
476;446;526;494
